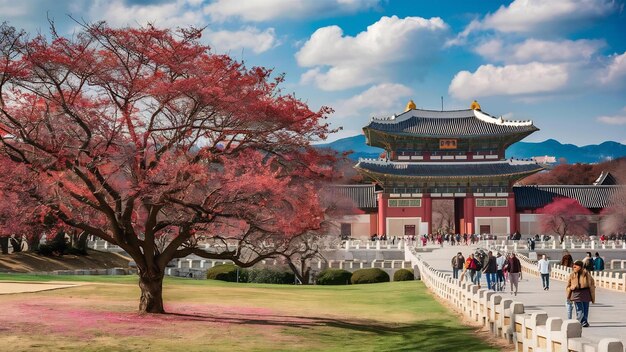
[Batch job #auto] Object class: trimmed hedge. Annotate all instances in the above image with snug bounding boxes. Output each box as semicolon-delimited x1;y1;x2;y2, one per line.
351;268;390;284
247;268;295;284
206;264;247;282
316;269;352;285
393;269;414;281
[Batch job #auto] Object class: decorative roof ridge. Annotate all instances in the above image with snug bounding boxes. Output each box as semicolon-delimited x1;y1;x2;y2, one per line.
473;109;534;127
357;158;539;166
513;184;624;188
369;108;474;124
328;184;375;188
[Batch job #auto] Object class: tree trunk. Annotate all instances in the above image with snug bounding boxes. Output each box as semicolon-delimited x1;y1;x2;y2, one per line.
71;231;89;254
138;269;165;314
0;237;9;254
28;233;41;252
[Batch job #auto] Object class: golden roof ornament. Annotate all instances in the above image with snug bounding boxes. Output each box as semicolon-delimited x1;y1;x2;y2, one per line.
405;99;416;112
470;100;481;110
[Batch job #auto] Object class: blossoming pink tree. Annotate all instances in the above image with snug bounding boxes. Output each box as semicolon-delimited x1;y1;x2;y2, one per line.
539;197;592;243
0;22;339;313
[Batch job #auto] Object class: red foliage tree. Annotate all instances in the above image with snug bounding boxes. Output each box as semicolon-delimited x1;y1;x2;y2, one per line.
539;198;592;243
0;154;58;253
0;22;339;313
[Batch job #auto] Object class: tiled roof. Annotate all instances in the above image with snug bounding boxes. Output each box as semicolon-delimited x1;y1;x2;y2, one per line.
365;109;538;137
593;171;618;186
513;185;626;209
355;159;543;178
328;184;377;209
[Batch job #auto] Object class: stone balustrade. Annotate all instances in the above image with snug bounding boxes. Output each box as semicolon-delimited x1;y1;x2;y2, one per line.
484;239;626;253
404;246;625;352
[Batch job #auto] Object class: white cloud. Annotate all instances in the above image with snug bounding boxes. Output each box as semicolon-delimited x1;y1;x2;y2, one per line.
597;107;626;125
204;0;380;22
332;83;413;118
481;0;618;34
448;62;569;100
475;38;604;64
205;27;278;54
88;0;205;28
601;51;626;84
0;0;32;17
295;16;448;91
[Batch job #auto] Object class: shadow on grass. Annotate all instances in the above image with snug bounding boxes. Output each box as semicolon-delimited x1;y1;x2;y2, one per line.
163;312;495;351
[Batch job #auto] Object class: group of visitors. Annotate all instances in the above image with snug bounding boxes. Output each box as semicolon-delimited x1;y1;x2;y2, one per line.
452;250;522;295
561;250;605;271
452;249;600;327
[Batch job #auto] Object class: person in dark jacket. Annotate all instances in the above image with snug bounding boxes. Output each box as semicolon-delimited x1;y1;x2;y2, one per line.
560;250;574;267
482;251;498;291
451;252;465;279
507;253;522;296
593;252;604;271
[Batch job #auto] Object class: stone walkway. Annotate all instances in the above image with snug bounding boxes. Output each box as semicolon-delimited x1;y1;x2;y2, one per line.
419;244;626;345
0;282;79;294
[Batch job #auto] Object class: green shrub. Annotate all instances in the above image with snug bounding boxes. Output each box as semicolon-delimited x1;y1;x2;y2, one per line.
393;269;414;281
316;269;352;285
206;264;247;282
247;268;295;284
351;268;390;284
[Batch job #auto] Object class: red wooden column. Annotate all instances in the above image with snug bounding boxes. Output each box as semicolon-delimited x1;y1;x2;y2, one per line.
464;196;475;235
422;195;432;235
508;194;518;233
377;192;387;236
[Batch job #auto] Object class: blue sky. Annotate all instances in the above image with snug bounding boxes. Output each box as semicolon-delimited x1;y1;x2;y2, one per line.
2;0;626;145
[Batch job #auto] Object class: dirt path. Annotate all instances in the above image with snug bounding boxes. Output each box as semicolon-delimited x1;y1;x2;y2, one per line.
0;281;82;294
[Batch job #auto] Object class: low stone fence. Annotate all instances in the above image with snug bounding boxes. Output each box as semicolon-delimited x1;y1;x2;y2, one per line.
339;239;416;250
87;240;126;253
0;267;136;276
404;247;625;352
174;257;412;271
485;239;626;253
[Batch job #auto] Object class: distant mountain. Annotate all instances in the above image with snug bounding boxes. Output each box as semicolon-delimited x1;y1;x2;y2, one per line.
316;135;626;164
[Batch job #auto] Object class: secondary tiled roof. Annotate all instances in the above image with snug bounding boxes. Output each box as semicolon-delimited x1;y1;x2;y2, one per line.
593;171;618;185
364;109;538;137
355;159;543;178
328;184;377;209
513;185;625;209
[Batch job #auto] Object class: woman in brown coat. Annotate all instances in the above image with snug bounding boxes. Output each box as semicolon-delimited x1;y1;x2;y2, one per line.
566;260;595;327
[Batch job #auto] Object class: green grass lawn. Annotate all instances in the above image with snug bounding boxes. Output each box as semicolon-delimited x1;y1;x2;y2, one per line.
0;274;499;352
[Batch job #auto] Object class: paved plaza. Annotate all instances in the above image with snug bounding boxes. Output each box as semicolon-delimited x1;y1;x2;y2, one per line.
420;245;626;345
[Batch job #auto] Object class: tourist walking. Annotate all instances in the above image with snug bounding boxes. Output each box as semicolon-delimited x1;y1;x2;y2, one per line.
495;252;506;291
560;250;574;267
482;251;498;290
462;253;478;283
593;252;604;271
537;254;550;290
473;251;485;287
451;252;465;279
566;260;595;327
507;253;522;296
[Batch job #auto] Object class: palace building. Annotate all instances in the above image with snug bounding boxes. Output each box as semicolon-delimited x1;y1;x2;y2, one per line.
333;101;624;238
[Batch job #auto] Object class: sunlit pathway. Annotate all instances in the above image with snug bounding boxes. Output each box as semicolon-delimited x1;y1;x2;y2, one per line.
418;244;626;345
0;282;79;294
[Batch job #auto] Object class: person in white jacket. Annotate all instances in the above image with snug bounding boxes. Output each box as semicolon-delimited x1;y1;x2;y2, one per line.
538;254;551;290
